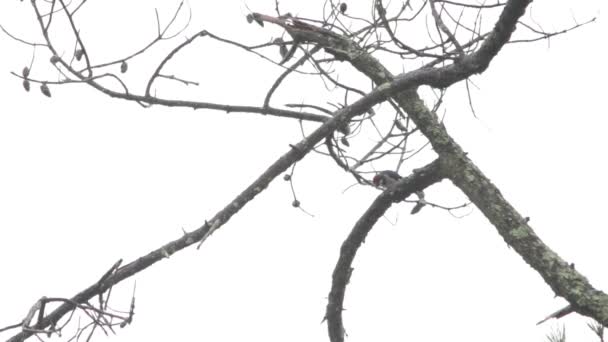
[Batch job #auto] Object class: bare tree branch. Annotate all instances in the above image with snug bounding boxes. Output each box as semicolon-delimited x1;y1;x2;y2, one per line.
326;159;446;342
1;0;601;341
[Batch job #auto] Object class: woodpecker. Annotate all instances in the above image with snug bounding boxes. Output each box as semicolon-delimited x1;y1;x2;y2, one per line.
372;170;427;214
372;170;402;188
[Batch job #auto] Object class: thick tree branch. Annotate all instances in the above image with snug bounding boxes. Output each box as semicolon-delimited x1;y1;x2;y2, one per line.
445;152;608;325
374;0;608;329
6;2;602;341
326;159;446;342
4;53;411;342
362;0;608;329
253;0;608;337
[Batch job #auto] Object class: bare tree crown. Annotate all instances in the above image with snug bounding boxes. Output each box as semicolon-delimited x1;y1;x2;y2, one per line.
0;1;602;342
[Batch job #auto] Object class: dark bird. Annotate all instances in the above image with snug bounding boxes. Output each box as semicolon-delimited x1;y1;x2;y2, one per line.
373;170;427;214
372;170;402;188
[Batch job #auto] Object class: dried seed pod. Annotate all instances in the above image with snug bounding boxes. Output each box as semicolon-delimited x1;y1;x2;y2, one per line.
274;38;288;58
283;174;291;181
50;55;61;64
410;202;425;214
120;60;128;73
340;3;347;13
40;83;51;97
23;79;30;92
340;136;350;147
292;199;300;208
75;49;84;61
22;66;30;77
246;13;264;27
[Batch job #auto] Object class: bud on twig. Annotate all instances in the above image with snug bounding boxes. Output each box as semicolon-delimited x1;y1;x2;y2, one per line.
40;83;51;97
274;38;288;59
246;13;264;27
75;49;84;61
340;3;347;13
120;61;128;73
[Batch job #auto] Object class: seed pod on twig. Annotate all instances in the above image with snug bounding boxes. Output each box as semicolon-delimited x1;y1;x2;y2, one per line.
23;79;30;92
50;55;61;64
120;61;128;73
22;66;30;77
340;136;350;147
340;3;347;13
75;49;84;61
40;83;51;97
274;38;288;59
246;13;264;27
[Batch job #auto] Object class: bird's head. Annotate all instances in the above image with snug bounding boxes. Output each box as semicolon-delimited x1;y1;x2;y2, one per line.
372;170;402;187
372;174;383;187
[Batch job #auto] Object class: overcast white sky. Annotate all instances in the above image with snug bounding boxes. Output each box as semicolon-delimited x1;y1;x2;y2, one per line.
1;1;607;342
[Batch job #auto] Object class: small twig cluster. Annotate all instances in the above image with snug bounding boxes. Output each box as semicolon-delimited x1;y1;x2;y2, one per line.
1;260;134;341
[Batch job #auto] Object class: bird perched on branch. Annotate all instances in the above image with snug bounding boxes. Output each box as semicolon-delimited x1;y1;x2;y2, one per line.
372;170;426;214
372;170;402;188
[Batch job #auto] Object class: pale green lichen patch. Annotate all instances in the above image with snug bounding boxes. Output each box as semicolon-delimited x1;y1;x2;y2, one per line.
541;249;558;264
509;224;529;239
465;172;476;183
375;82;391;93
491;203;503;213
